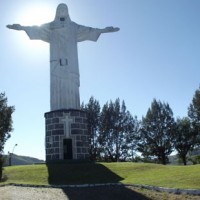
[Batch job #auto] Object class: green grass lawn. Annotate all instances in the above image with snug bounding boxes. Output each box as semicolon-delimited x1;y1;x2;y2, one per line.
1;162;200;189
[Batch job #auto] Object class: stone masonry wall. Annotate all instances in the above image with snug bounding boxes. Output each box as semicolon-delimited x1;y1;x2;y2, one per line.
44;109;89;161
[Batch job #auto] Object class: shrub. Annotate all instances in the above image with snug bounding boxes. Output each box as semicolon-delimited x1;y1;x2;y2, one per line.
0;154;4;180
188;155;200;165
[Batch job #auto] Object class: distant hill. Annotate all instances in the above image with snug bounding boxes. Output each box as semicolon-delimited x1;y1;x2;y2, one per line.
3;154;44;166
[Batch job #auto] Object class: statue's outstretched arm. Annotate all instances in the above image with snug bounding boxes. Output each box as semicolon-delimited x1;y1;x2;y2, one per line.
6;24;25;31
100;26;120;33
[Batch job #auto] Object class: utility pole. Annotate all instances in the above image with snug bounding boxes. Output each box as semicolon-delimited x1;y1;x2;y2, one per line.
9;144;17;166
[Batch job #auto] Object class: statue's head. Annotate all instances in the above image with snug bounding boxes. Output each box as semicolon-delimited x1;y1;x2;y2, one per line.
55;3;71;22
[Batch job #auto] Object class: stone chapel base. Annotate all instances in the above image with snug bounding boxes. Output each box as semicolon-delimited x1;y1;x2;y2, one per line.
44;109;89;161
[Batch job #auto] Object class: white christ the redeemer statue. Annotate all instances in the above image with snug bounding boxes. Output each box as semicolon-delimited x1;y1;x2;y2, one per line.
7;3;119;111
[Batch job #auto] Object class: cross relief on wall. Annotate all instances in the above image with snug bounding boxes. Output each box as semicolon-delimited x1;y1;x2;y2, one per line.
61;114;74;138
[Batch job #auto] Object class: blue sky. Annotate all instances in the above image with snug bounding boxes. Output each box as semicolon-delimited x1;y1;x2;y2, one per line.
1;0;200;160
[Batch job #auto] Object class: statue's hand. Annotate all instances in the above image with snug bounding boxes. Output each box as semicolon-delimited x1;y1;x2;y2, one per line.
6;24;23;30
103;26;120;33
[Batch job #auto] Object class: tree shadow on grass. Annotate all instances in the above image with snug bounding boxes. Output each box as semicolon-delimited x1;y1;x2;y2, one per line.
46;161;151;200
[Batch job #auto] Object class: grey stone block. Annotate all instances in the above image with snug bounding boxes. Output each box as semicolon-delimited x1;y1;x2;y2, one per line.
53;142;59;147
76;142;82;146
55;124;64;129
70;111;80;117
52;118;59;123
80;112;86;117
46;131;52;136
75;117;82;123
47;124;54;131
52;130;64;135
54;136;59;141
71;123;80;129
46;119;52;125
71;129;83;135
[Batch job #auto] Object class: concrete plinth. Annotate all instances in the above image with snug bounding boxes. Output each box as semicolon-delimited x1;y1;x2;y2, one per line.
44;109;89;161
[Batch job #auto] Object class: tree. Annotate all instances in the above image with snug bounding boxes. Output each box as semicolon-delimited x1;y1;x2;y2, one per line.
188;86;200;145
99;98;137;161
126;117;140;161
138;99;176;165
174;117;198;165
83;97;101;161
0;93;15;180
0;93;15;152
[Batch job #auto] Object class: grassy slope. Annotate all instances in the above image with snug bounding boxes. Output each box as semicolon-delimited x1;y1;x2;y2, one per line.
1;162;200;189
105;163;200;189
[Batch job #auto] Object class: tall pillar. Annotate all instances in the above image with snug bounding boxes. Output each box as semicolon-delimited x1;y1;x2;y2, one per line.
44;109;89;161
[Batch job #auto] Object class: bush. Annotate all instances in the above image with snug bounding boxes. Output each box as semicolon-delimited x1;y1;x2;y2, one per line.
188;155;200;165
0;155;4;180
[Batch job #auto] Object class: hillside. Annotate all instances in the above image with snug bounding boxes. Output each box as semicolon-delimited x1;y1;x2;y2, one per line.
3;154;44;166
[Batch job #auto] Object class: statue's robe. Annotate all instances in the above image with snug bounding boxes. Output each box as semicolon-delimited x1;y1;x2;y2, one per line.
24;21;101;111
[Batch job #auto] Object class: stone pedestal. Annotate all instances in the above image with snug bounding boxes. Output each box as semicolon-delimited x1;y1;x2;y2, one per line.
44;109;89;161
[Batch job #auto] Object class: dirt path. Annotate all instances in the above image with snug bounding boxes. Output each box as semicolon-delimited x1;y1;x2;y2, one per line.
0;186;69;200
0;185;144;200
0;185;200;200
